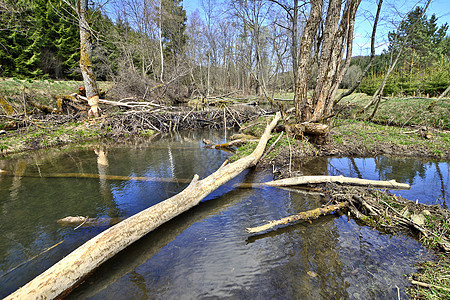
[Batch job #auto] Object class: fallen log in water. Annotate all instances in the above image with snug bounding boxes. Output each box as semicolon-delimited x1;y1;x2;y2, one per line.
5;112;281;299
246;202;348;234
264;175;410;189
57;216;123;228
0;171;193;184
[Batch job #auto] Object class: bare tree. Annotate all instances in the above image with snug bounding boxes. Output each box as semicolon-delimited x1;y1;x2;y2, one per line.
269;0;307;91
335;0;383;104
295;0;361;122
363;0;432;120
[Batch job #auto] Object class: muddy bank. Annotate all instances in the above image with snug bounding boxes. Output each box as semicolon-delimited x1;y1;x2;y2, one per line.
255;119;450;177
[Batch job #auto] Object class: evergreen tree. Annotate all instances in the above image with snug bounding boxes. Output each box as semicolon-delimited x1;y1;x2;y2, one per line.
0;0;79;78
161;0;187;61
388;6;448;74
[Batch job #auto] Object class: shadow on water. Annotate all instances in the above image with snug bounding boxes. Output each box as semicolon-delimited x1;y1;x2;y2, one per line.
0;131;446;299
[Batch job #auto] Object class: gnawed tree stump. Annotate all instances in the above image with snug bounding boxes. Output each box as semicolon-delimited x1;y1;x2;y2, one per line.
276;123;330;144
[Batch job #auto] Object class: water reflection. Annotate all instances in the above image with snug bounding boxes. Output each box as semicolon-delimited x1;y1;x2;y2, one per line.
0;130;232;297
325;156;449;208
69;171;430;299
0;135;443;299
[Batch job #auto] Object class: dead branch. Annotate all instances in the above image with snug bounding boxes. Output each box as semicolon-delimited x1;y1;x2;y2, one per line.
265;175;410;189
246;202;348;233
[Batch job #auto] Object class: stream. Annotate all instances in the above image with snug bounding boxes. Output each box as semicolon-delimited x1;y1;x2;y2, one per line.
0;130;448;299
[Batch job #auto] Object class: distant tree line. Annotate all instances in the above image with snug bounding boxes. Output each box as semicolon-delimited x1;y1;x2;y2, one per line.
0;0;449;101
354;7;450;96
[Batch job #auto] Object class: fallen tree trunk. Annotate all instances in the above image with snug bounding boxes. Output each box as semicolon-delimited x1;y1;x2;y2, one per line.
5;112;281;299
246;202;348;234
265;175;410;190
206;139;258;149
0;171;193;184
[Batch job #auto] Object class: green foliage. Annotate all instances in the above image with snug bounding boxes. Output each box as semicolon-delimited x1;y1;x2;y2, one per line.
359;57;450;97
161;0;188;61
388;6;448;72
358;7;450;97
0;0;79;79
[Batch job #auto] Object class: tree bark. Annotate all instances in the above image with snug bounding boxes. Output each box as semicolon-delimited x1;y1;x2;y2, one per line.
247;202;348;233
5;112;281;299
311;0;361;122
295;0;361;123
335;0;383;104
294;0;322;122
78;0;100;117
264;175;410;189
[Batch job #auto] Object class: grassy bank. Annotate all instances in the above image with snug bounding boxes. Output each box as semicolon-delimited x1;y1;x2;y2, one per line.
338;92;449;130
234;111;449;299
0;78;111;113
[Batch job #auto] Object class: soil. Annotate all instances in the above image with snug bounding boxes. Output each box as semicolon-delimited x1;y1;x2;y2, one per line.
259;131;450;179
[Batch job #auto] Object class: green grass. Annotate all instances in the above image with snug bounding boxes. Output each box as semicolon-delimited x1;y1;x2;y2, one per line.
331;118;450;158
0;78;111;114
407;254;450;299
339;92;450;129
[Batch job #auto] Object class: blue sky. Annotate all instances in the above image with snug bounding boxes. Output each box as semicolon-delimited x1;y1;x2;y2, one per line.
182;0;450;56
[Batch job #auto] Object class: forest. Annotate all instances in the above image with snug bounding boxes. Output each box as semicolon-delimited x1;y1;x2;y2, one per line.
1;0;449;102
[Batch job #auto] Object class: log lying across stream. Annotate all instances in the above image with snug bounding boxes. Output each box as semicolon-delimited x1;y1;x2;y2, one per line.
5;113;281;299
264;175;411;189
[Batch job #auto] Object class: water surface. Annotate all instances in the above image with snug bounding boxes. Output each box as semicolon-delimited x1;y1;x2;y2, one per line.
0;132;446;299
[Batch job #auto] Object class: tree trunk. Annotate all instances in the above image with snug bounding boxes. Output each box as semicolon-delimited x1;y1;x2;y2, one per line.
264;175;410;189
335;0;383;104
78;0;100;117
159;0;164;82
295;0;361;123
291;0;299;91
294;0;323;122
310;0;361;122
5;112;281;299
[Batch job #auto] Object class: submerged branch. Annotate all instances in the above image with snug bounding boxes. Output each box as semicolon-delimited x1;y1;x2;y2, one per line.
246;202;348;234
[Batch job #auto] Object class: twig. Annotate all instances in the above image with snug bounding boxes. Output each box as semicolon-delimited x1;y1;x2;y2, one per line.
225;105;242;128
0;240;64;279
410;280;450;292
260;132;284;161
74;216;89;230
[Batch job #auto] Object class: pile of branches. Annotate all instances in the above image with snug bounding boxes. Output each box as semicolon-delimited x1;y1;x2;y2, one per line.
102;106;263;137
326;183;450;251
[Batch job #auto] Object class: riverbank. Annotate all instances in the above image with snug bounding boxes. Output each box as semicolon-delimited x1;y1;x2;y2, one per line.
1;80;449;297
234;114;449;299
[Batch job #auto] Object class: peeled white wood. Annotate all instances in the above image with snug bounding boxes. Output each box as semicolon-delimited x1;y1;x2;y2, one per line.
264;175;410;189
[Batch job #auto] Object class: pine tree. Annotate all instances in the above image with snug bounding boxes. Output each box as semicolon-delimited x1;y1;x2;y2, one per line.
0;0;80;78
161;0;187;61
388;6;448;74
